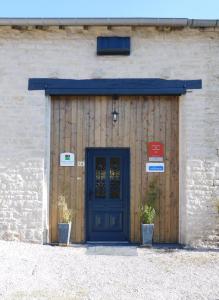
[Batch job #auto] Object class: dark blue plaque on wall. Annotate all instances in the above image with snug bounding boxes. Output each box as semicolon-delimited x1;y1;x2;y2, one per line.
97;36;130;55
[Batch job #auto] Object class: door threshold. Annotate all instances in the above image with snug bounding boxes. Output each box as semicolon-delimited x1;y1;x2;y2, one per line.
86;241;137;246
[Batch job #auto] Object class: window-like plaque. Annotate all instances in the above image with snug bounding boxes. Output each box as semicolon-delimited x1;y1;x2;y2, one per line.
110;157;121;199
95;157;106;198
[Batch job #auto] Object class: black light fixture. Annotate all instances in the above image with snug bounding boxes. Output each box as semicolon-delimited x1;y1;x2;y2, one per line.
112;95;119;122
112;109;119;122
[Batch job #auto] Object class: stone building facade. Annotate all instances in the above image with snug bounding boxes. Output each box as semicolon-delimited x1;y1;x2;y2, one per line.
0;18;218;247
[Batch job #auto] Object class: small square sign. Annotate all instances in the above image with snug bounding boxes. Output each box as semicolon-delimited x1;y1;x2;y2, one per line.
60;153;75;167
148;142;164;158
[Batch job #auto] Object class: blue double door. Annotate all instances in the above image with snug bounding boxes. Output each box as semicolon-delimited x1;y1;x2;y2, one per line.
86;148;130;241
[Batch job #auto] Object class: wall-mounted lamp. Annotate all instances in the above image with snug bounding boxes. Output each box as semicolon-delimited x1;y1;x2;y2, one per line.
112;95;119;122
112;110;119;122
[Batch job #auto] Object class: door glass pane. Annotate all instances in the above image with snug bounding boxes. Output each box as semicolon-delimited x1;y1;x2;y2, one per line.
110;157;121;198
95;157;106;198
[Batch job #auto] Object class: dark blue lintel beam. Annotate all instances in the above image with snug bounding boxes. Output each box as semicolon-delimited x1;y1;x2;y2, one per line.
45;87;186;96
28;78;202;96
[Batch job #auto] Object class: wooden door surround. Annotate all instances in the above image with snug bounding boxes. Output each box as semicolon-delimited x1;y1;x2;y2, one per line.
49;95;179;243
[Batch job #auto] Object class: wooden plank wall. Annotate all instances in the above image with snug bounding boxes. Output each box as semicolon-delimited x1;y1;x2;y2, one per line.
50;95;179;243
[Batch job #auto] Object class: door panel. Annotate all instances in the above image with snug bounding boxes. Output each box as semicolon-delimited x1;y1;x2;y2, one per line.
86;148;130;241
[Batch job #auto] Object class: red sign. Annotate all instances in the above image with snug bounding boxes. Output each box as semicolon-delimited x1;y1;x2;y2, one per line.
148;142;164;157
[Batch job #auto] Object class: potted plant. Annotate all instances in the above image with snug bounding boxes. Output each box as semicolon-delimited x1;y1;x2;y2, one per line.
58;195;72;246
140;180;159;246
140;204;156;246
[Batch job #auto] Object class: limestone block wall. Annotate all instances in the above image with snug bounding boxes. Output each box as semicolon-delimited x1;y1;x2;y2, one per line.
0;25;218;246
0;92;46;242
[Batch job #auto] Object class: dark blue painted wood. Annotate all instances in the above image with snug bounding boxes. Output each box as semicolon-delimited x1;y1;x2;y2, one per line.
85;148;130;241
45;87;186;95
28;78;202;96
97;36;130;55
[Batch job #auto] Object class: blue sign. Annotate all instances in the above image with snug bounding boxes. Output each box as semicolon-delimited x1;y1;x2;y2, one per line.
149;166;164;171
146;163;165;173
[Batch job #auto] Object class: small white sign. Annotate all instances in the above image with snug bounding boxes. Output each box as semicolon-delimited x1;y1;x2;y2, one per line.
148;157;163;162
60;153;75;167
146;162;165;173
77;161;85;167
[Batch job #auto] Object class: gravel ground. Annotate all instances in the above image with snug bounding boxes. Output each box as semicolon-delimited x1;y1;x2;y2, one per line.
0;241;218;300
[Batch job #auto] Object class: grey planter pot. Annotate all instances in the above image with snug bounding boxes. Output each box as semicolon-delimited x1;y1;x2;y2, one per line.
58;222;71;245
141;224;154;246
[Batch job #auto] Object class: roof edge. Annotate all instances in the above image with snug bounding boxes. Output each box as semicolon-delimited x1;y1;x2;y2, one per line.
0;18;218;28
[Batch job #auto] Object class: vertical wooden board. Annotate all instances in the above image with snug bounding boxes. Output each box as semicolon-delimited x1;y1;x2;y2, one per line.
146;98;155;199
49;99;54;242
134;96;143;241
74;97;79;242
123;96;131;147
175;98;179;242
64;98;72;224
129;98;137;242
84;96;90;147
100;96;107;147
58;98;66;231
146;97;157;238
94;97;101;146
82;96;88;241
75;97;84;242
149;97;161;242
111;97;120;147
70;98;78;242
170;97;179;242
75;97;80;242
147;97;155;142
122;97;131;240
163;97;172;242
50;98;60;242
106;98;113;147
84;96;90;148
141;97;149;205
118;97;125;147
158;96;167;242
83;96;92;241
49;99;55;242
175;97;179;242
89;96;95;147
